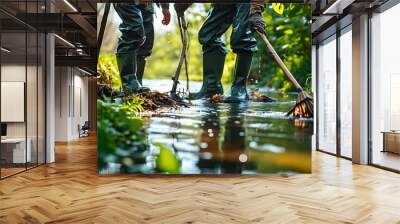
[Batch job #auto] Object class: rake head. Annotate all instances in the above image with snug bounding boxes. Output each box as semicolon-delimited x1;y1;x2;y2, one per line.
287;91;313;118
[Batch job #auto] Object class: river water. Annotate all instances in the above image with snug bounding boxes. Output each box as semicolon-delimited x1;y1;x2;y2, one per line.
139;79;312;174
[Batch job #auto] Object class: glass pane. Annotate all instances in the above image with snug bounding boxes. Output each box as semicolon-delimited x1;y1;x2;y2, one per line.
317;36;337;154
1;31;27;177
339;29;352;158
371;4;400;171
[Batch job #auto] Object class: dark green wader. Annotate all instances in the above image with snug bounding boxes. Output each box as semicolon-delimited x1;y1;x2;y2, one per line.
114;3;155;93
192;3;258;102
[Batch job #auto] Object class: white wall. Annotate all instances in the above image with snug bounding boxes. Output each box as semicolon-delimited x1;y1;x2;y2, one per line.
312;45;317;151
72;73;89;138
55;66;69;141
54;67;89;141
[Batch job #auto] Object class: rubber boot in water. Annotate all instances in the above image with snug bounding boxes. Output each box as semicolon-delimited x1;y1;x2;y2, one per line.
116;52;150;94
224;52;253;103
190;49;225;99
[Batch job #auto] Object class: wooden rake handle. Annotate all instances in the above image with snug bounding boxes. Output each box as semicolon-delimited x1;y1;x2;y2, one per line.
256;30;303;91
171;16;188;94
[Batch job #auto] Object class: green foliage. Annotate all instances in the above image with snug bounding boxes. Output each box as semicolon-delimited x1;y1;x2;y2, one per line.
99;4;311;93
251;4;312;92
98;53;122;89
97;99;148;173
153;142;181;174
98;97;182;174
272;3;285;14
120;97;145;114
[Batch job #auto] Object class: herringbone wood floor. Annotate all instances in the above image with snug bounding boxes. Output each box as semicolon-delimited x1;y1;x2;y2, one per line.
1;136;400;224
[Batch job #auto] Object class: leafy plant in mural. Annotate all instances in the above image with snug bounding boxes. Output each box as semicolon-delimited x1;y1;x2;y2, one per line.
97;99;148;173
97;98;182;174
98;4;311;93
98;53;122;90
251;4;312;92
153;142;181;174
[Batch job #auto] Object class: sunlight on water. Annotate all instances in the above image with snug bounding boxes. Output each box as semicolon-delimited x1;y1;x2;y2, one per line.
139;79;313;174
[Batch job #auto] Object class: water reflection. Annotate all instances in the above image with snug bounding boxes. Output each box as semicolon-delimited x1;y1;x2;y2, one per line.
143;98;312;174
197;103;249;173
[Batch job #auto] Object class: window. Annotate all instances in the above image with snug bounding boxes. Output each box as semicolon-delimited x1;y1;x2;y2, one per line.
339;27;352;158
317;35;337;154
370;3;400;171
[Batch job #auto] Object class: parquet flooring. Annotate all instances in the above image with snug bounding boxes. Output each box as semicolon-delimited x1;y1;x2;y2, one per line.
1;136;400;224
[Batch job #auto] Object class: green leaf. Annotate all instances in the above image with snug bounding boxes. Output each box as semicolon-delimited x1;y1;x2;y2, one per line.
153;143;181;174
272;3;284;15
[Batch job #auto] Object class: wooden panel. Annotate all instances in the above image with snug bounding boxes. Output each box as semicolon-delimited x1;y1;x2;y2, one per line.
384;132;400;154
88;77;97;132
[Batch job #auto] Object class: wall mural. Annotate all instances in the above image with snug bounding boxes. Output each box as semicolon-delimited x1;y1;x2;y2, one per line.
97;2;313;174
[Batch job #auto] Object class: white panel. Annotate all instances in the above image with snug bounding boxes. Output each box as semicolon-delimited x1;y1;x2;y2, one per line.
352;14;369;164
390;74;400;130
1;82;25;122
75;87;81;118
312;45;317;151
73;87;82;138
46;32;56;163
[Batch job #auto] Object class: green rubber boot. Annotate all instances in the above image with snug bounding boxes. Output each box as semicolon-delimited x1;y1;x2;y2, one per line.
136;56;146;85
224;52;253;103
190;49;225;99
116;52;150;94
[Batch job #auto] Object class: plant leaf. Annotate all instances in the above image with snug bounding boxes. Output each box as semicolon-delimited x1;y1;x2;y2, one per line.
153;143;180;174
272;3;284;15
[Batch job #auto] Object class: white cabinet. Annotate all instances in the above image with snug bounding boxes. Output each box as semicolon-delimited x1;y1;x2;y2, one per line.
1;138;32;163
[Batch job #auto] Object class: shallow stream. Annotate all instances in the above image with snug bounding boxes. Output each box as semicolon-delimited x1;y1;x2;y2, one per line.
141;79;313;174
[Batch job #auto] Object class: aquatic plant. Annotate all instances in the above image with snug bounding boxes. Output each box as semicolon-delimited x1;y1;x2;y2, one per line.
120;97;145;115
97;97;184;174
97;99;148;173
153;142;181;174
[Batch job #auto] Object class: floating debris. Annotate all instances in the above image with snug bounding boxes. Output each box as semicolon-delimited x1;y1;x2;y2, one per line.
124;91;190;111
250;89;276;102
97;84;190;111
209;90;276;104
210;94;224;103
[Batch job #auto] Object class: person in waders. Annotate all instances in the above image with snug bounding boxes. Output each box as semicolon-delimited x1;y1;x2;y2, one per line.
114;2;171;93
175;2;265;102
